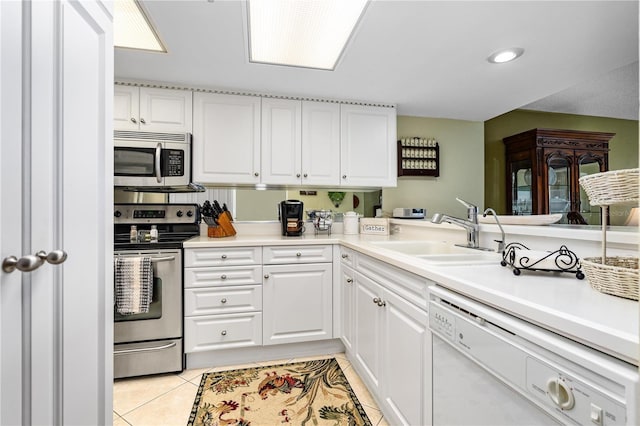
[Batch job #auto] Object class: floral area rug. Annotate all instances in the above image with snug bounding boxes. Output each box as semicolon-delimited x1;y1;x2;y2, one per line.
188;358;372;426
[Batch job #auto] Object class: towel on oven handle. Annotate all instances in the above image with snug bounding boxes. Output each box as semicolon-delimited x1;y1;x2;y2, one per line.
114;257;153;315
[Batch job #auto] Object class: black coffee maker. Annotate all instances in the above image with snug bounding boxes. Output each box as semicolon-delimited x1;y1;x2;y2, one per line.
279;200;304;236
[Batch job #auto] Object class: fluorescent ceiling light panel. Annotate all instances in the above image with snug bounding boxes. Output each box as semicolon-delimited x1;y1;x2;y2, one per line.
114;0;166;52
248;0;368;70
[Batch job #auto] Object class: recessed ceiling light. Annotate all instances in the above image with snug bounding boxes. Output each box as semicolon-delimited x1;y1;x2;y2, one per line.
247;0;369;70
114;0;166;52
487;48;524;64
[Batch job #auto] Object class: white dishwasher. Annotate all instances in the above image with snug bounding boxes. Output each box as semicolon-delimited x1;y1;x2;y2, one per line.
429;285;638;426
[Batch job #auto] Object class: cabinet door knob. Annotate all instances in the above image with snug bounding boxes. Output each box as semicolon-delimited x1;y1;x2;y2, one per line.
373;297;380;304
341;254;348;259
296;173;301;178
377;299;386;307
221;330;227;336
221;298;227;304
221;274;227;280
130;117;137;124
140;118;146;124
296;252;302;257
264;274;270;279
254;172;259;177
346;278;353;283
303;173;308;178
342;175;347;179
221;254;227;259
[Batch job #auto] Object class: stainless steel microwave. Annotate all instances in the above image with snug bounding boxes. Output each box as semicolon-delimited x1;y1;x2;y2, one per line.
114;131;202;192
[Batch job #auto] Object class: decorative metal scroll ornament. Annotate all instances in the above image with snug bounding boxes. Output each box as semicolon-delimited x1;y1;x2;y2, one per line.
501;242;585;279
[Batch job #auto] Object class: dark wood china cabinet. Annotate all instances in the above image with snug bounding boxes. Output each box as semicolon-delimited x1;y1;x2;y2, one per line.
503;129;614;225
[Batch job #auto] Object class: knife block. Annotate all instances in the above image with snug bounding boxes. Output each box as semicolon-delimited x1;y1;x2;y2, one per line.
207;212;237;238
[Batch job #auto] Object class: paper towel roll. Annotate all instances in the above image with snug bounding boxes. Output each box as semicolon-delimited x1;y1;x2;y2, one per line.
513;250;559;270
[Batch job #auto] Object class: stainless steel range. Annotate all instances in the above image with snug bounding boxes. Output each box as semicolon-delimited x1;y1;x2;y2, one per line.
113;203;199;378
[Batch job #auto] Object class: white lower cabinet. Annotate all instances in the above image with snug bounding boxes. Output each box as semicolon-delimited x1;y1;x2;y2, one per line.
263;260;333;345
184;247;263;353
340;264;356;354
347;253;432;426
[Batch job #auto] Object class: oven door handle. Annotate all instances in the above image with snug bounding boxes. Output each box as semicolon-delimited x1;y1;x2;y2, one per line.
150;256;176;263
114;341;176;355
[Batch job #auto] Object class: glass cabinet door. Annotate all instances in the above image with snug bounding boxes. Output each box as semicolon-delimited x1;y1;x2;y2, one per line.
578;156;604;225
547;155;571;223
511;159;532;215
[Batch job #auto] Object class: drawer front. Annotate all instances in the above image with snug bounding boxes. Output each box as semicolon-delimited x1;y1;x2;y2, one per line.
339;246;356;268
184;285;262;316
185;246;262;267
263;245;333;264
184;265;262;288
184;312;262;353
357;254;429;311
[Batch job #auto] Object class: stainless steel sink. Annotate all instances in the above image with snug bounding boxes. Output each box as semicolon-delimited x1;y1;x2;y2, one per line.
368;240;500;265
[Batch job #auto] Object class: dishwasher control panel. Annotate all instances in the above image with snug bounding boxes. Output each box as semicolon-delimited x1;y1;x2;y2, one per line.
526;357;626;425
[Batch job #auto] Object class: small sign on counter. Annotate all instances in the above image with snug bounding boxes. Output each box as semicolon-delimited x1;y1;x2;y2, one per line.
360;218;389;235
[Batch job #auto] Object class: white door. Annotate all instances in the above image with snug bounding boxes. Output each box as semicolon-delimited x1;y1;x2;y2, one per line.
114;85;140;130
301;101;341;186
192;92;261;184
340;104;397;187
353;273;382;394
1;1;113;424
261;98;302;185
139;87;193;133
262;263;332;345
382;289;431;426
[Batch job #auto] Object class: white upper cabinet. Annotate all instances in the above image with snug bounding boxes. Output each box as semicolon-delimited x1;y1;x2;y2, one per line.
192;93;261;184
114;86;192;133
340;104;397;187
302;101;341;186
261;99;341;186
261;98;302;185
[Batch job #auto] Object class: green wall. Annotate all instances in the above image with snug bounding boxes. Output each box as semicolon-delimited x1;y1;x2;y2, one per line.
383;115;484;218
484;109;639;224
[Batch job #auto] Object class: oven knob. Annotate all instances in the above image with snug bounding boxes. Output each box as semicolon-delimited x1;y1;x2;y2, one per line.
114;210;122;218
186;210;193;217
176;210;183;217
547;378;575;410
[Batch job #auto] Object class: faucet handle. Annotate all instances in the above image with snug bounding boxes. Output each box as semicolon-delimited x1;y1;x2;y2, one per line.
456;197;477;210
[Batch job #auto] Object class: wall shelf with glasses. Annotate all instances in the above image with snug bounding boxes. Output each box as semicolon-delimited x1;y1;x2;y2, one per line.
397;138;439;177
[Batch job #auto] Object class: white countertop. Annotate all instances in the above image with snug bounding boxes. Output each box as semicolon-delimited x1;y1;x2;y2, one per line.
183;227;639;366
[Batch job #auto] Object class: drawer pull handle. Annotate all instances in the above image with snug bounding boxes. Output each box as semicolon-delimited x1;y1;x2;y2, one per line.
264;274;270;279
221;330;227;336
346;278;353;283
221;274;227;280
221;254;227;259
296;252;302;257
221;298;227;304
341;254;348;259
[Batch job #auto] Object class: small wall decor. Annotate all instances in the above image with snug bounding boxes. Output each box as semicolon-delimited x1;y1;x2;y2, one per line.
327;191;346;208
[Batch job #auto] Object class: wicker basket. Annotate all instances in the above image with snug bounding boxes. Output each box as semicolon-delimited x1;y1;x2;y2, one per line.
580;257;639;301
578;168;639;206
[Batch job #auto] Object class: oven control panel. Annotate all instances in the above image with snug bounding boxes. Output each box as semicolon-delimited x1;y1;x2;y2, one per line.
114;204;199;224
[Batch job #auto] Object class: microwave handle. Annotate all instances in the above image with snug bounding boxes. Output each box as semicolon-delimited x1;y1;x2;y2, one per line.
155;143;162;183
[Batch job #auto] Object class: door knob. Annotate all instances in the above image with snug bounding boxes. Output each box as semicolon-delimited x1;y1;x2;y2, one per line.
36;250;68;265
3;250;68;273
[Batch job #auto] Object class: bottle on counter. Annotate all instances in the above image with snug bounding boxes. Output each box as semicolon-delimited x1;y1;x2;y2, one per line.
150;225;158;243
129;225;138;243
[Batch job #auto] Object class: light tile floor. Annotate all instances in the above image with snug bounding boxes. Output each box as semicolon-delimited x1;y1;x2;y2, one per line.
113;352;389;426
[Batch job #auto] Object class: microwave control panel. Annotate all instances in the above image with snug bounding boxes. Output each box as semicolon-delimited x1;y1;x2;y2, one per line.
162;149;185;177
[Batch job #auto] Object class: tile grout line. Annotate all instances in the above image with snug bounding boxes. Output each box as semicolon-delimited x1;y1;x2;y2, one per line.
117;380;199;417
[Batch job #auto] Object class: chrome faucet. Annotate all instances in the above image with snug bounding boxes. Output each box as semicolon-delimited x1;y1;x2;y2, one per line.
431;198;480;249
482;208;506;253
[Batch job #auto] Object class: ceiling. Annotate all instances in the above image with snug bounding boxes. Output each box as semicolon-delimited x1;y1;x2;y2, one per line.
114;0;639;122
